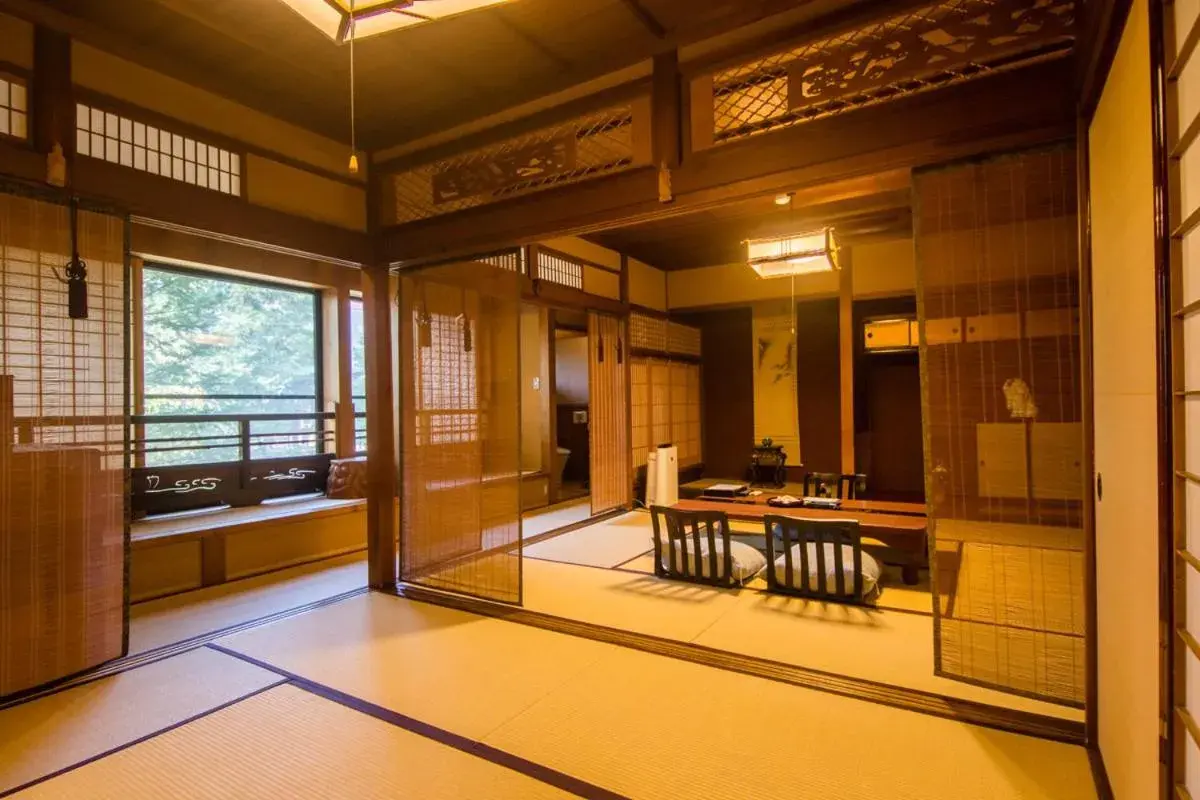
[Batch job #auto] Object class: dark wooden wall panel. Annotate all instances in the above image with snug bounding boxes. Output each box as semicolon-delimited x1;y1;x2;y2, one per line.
677;308;753;480
795;298;841;475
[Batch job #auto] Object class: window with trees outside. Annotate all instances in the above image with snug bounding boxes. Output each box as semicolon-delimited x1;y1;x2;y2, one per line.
141;265;321;467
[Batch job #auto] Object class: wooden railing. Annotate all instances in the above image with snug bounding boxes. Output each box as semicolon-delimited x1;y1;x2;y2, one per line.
9;409;365;518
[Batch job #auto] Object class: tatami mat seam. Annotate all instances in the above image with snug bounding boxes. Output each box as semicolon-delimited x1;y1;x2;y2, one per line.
0;586;370;713
205;644;631;800
390;584;1085;745
0;679;287;799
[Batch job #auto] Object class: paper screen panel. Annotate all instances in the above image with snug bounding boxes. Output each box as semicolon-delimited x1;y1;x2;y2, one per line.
0;190;128;697
399;261;521;604
589;313;629;515
914;146;1085;705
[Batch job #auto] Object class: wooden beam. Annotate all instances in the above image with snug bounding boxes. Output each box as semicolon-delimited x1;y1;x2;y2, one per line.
381;59;1075;264
363;263;397;589
839;251;855;476
31;25;72;177
652;51;682;169
75;158;370;265
619;0;666;38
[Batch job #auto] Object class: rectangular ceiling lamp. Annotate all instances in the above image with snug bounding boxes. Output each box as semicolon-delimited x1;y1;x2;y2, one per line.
277;0;513;43
746;228;840;278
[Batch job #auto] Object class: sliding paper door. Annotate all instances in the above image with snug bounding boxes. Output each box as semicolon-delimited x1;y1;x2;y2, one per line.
0;188;128;696
399;259;522;604
915;146;1086;704
589;312;629;515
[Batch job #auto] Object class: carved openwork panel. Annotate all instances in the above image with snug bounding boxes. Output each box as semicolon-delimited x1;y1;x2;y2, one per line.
387;100;650;225
709;0;1074;145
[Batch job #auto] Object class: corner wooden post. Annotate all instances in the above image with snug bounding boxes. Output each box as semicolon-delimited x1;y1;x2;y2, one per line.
31;26;74;176
363;264;397;589
839;250;855;476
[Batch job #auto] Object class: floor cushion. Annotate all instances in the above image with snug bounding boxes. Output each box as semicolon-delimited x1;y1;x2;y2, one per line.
772;541;882;597
657;533;766;584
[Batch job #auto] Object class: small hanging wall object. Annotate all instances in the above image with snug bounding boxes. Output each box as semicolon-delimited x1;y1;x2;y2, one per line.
60;198;89;320
46;143;67;188
461;314;472;353
657;161;673;204
597;334;605;363
616;336;623;365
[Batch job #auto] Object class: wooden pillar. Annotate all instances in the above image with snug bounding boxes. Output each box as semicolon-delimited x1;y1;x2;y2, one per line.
31;26;73;178
363;264;397;589
652;51;682;170
839;251;855;475
335;287;356;457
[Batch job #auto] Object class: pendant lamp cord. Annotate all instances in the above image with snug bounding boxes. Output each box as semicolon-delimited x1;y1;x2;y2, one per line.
348;0;358;169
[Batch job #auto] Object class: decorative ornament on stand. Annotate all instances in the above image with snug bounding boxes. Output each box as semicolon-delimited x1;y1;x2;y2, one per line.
1003;378;1038;420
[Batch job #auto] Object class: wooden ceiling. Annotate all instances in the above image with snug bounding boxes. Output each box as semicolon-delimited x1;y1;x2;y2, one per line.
587;171;914;270
22;0;858;149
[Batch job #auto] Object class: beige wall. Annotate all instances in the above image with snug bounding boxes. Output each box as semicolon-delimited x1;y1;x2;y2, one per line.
72;43;362;180
666;238;915;309
555;333;589;405
541;235;622;271
0;12;33;69
629;257;667;311
1089;1;1161;796
246;154;367;232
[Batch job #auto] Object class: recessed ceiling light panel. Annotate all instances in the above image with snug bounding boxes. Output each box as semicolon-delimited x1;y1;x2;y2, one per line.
278;0;512;43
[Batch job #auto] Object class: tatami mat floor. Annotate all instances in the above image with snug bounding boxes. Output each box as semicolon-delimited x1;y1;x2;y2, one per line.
521;498;593;541
520;556;1082;722
4;591;1095;799
129;552;368;654
524;510;652;567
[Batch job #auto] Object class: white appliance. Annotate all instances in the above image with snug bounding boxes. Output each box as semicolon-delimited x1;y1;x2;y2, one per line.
645;444;679;508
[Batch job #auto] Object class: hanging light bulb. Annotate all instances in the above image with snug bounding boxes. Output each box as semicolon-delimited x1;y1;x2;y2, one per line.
347;0;359;174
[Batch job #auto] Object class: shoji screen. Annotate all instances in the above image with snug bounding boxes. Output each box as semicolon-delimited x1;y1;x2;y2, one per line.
0;187;128;696
398;260;521;604
1169;0;1200;791
589;312;629;515
915;147;1086;704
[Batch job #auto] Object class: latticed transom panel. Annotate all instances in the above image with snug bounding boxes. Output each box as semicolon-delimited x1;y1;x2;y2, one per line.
389;103;640;224
475;249;526;274
536;249;584;290
710;0;1074;145
629;312;702;358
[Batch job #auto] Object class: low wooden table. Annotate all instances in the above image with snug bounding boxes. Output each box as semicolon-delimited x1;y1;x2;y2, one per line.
672;497;929;585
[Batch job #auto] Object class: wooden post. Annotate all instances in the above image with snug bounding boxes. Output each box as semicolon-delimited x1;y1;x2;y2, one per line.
335;286;356;457
652;51;682;170
839;250;855;476
1;374;13;458
363;264;397;589
31;26;73;177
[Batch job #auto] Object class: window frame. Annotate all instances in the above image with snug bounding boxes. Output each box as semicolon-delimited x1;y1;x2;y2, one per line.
139;262;325;454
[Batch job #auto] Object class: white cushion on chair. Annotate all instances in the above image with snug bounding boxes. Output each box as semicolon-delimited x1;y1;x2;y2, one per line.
773;542;881;596
658;537;766;584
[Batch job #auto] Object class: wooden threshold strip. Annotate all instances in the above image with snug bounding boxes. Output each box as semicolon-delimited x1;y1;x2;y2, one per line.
388;583;1085;745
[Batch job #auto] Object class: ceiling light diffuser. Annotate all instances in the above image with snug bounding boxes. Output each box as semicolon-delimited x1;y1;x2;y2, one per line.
746;229;840;278
278;0;512;43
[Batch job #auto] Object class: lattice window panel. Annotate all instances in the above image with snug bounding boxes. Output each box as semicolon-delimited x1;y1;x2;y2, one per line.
536;249;583;290
76;104;241;196
390;104;637;224
0;75;27;141
710;0;1075;145
629;312;668;352
667;322;702;357
476;249;526;274
629;312;701;358
631;360;650;468
416;312;478;446
631;357;701;468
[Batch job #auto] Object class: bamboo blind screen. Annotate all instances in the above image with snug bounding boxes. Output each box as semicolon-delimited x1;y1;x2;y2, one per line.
0;189;128;697
915;147;1085;705
589;312;630;515
1167;0;1200;789
399;260;522;604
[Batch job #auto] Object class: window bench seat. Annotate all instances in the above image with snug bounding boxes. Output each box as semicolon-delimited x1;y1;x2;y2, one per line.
131;496;367;602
